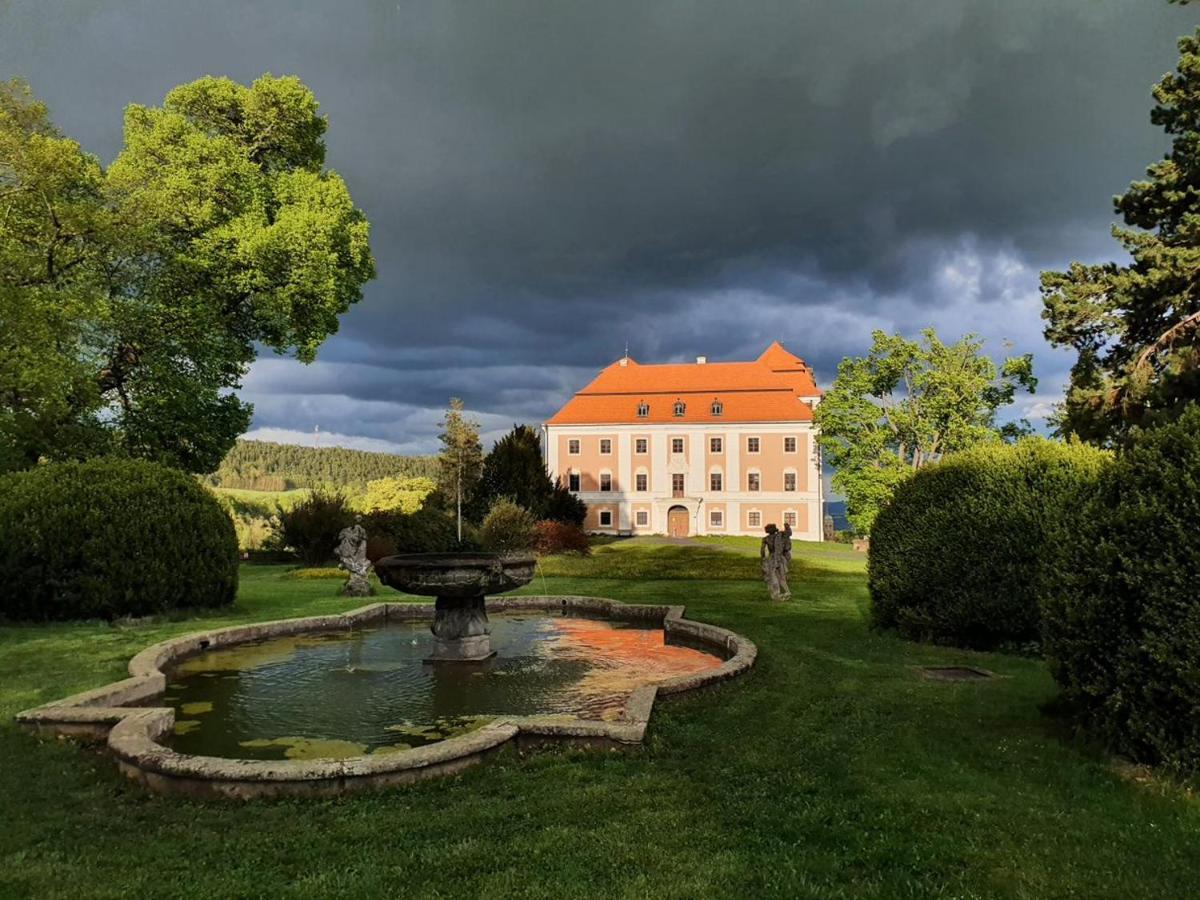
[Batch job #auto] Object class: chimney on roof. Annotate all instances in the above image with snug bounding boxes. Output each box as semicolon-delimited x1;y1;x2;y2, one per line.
696;355;707;364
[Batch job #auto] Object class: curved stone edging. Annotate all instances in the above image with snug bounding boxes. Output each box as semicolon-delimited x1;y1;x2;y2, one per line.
15;596;756;799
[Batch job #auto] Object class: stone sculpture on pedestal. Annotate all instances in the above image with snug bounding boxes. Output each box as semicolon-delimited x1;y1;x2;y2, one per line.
760;523;792;602
335;518;373;597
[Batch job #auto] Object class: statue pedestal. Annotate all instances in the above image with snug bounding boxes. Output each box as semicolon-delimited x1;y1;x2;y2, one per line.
425;594;494;663
339;573;374;597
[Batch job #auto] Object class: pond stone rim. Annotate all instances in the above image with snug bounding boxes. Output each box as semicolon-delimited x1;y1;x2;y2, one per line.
15;596;756;799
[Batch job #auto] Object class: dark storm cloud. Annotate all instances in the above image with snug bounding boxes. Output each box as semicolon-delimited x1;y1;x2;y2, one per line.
2;0;1192;450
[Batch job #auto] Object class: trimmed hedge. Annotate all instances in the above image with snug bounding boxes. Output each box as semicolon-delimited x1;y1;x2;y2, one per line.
0;458;238;621
869;438;1109;650
361;504;460;556
1041;406;1200;773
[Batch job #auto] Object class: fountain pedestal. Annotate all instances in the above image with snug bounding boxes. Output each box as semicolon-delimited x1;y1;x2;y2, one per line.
429;595;494;662
373;554;536;664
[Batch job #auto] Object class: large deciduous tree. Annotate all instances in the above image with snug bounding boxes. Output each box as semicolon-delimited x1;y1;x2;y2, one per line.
815;329;1036;534
1042;29;1200;444
0;75;374;473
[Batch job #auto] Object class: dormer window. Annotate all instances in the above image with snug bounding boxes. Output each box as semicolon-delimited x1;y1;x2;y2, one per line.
637;402;649;417
673;399;686;417
711;398;723;416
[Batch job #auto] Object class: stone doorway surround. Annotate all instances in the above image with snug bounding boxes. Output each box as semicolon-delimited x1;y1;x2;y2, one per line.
656;497;701;537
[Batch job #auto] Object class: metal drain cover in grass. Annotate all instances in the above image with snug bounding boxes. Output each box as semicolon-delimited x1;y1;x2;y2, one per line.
918;665;997;682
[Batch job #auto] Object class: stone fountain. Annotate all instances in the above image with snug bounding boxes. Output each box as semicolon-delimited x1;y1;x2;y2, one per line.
373;554;536;662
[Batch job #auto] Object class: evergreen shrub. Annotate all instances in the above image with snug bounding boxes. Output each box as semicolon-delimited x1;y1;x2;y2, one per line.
275;489;352;566
0;458;237;621
1041;406;1200;773
361;504;459;557
869;438;1109;649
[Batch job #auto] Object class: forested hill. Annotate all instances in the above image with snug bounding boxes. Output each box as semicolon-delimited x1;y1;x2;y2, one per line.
204;440;438;492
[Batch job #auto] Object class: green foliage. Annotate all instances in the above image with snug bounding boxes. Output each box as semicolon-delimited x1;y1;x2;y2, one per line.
532;520;591;556
869;438;1109;650
437;398;484;535
815;329;1037;533
275;489;351;566
0;75;374;474
476;424;587;525
1042;30;1200;444
0;458;237;620
544;480;588;527
206;439;436;492
207;487;290;552
211;487;310;515
0;81;109;471
207;443;439;552
1041;406;1200;773
356;476;435;514
479;499;537;556
547;487;588;528
361;502;460;556
475;424;549;516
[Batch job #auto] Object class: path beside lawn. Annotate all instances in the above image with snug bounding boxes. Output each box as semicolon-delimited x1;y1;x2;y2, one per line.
2;538;1198;899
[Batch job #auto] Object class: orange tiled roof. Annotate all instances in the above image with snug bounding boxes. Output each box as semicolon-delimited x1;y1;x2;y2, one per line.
546;342;821;425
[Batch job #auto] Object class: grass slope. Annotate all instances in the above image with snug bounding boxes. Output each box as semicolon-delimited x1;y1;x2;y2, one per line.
1;539;1198;898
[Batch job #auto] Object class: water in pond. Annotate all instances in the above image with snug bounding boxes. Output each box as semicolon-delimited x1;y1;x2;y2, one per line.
163;613;722;761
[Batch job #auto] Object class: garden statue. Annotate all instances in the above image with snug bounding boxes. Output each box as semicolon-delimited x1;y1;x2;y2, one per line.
760;523;791;602
335;517;373;597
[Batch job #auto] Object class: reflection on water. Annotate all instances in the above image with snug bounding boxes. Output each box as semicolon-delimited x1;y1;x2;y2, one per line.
164;613;722;760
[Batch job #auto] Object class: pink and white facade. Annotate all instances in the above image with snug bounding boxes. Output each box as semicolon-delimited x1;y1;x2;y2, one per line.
543;343;824;540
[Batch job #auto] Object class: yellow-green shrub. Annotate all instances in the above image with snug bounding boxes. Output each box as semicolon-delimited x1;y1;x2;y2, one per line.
479;499;536;556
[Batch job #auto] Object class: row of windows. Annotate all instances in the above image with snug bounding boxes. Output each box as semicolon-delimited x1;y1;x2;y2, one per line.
567;435;800;455
633;399;725;418
567;471;799;492
593;509;800;528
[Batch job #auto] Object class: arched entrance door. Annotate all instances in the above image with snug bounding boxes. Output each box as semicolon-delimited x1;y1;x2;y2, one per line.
667;505;689;538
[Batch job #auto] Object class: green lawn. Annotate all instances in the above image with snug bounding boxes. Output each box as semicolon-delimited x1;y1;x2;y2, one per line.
2;539;1198;898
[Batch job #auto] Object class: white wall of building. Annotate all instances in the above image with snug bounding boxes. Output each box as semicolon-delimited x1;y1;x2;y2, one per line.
543;421;824;540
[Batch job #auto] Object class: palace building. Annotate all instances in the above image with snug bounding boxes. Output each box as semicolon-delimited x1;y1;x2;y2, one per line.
543;342;824;539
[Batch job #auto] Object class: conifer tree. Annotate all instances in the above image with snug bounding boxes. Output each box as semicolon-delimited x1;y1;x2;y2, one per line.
436;398;483;541
475;424;586;525
1042;28;1200;443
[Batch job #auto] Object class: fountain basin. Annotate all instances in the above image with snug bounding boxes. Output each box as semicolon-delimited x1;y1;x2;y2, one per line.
373;554;536;598
15;597;756;798
374;553;536;662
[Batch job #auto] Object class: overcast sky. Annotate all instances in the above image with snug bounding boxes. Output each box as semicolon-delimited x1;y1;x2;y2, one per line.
2;1;1194;453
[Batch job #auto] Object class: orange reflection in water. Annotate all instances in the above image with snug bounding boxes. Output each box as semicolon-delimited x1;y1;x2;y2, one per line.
541;618;723;719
